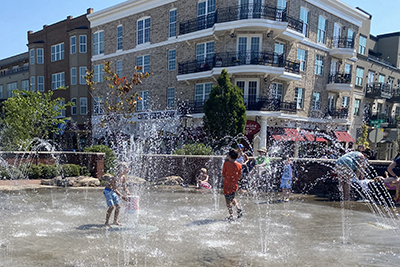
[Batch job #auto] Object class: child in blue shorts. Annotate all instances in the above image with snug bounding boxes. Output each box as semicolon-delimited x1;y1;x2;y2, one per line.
280;155;296;202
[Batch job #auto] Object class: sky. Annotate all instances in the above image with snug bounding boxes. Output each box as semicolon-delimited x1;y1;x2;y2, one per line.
0;0;400;60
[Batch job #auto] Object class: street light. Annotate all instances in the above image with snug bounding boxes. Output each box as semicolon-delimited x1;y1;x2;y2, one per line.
180;110;193;144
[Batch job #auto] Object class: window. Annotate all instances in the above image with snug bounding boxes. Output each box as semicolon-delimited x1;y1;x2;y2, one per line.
51;43;65;62
378;74;385;84
56;100;66;118
71;36;76;54
12;66;19;73
80;97;88;115
51;72;65;90
196;41;214;65
197;0;215;29
300;7;309;37
276;0;287;21
71;67;77;85
78;67;86;85
168;50;176;71
30;76;35;91
137;55;150;73
7;82;17;97
169;9;177;38
167;87;175;108
358;35;366;55
0;85;3;99
21;80;29;91
38;76;44;92
136;91;149;111
195;83;212;105
116;60;123;77
295;88;304;109
354;99;361;116
71;98;77;115
93;96;104;115
30;49;35;65
342;96;349;108
317;16;326;44
312;91;321;110
328;94;335;111
79;35;87;53
274;42;285;64
93;31;104;55
344;64;352;75
297;49;306;71
271;83;283;100
93;64;104;83
236;79;258;106
37;48;44;64
137;17;151;45
117;26;123;50
356;67;364;86
315;54;323;75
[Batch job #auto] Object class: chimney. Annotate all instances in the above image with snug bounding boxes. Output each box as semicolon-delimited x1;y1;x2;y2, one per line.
87;8;93;14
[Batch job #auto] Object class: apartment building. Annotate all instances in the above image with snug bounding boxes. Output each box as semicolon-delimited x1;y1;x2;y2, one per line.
88;0;370;154
0;52;29;104
27;9;93;150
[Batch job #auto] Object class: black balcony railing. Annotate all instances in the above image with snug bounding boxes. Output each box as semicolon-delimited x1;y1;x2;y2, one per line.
179;4;303;35
183;97;296;114
366;83;393;99
178;51;300;75
331;37;355;49
0;65;29;77
326;108;348;119
328;73;351;84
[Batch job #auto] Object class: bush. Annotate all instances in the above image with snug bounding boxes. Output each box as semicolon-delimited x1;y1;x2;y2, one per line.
173;143;213;155
84;145;116;174
40;164;60;179
80;166;90;176
27;164;42;179
61;164;80;177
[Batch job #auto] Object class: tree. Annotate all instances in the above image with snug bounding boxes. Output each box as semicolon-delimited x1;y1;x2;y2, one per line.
356;121;370;149
0;89;72;150
203;69;247;149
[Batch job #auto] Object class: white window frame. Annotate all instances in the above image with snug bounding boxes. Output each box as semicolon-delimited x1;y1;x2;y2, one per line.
356;67;364;86
116;60;123;77
93;64;104;83
21;80;29;91
56;100;66;118
295;87;304;109
79;67;86;85
71;98;77;115
93;31;104;55
358;35;367;55
169;9;177;38
80;97;88;115
30;76;35;91
342;96;349;108
315;54;323;75
51;72;65;90
300;7;309;37
71;67;77;85
38;76;44;92
354;99;361;116
271;83;283;100
137;55;150;73
328;94;336;111
236;79;259;106
167;87;175;108
195;83;213;105
168;49;176;71
317;16;327;45
137;17;151;45
51;43;65;62
79;35;87;53
117;25;123;51
70;36;76;54
297;48;306;71
0;85;3;99
196;41;215;65
93;96;104;115
7;82;17;97
312;91;321;110
37;48;44;64
30;49;35;65
136;91;149;111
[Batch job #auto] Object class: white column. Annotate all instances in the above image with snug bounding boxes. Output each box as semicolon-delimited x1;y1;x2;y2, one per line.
259;117;268;149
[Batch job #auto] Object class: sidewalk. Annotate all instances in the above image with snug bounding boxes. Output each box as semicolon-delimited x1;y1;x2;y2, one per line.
0;179;42;190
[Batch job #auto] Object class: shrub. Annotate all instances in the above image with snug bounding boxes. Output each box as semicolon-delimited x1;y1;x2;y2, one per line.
84;145;116;174
40;164;60;179
61;164;80;177
80;166;90;176
173;143;213;155
27;164;42;179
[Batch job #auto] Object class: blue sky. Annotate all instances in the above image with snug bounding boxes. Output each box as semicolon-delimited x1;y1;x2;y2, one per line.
0;0;399;60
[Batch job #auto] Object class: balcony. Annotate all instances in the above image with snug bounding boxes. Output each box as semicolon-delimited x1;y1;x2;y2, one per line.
183;97;296;114
326;73;352;93
387;88;400;103
0;65;29;77
326;108;349;120
179;4;304;42
330;37;356;59
177;51;301;81
366;113;398;128
365;83;393;99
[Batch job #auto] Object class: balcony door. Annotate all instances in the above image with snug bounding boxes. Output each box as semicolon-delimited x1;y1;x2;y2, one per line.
368;71;375;87
330;59;338;77
333;23;342;48
274;42;285;64
197;0;216;30
237;35;261;64
276;0;287;21
236;79;259;107
239;0;263;19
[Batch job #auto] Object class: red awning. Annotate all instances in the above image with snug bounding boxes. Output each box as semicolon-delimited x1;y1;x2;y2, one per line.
284;128;305;141
272;135;290;141
300;130;328;142
334;131;354;142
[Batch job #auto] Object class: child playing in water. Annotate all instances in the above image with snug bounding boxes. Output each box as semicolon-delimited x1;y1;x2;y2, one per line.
104;162;130;228
196;168;211;189
280;155;296;202
222;149;243;221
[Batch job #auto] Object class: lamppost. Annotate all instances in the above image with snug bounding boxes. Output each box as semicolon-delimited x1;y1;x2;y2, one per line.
180;109;193;144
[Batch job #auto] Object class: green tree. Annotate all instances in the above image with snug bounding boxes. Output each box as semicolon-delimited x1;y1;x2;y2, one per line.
0;90;72;150
203;69;247;149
